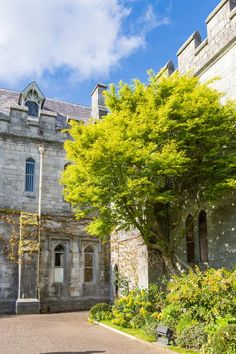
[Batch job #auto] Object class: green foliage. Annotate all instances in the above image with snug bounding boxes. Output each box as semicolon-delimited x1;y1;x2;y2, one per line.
161;267;236;330
62;72;236;269
101;319;156;342
143;316;159;337
130;313;146;329
112;287;159;327
204;324;236;354
115;273;130;296
175;323;207;350
205;315;236;337
90;272;236;352
89;303;112;321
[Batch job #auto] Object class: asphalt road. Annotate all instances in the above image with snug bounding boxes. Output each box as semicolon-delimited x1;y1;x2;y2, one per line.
0;311;175;354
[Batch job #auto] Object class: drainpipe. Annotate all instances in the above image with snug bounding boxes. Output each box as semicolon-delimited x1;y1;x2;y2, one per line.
37;145;45;305
17;219;23;300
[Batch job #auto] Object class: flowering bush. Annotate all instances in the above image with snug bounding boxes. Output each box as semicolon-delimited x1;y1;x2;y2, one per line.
161;267;236;331
112;288;155;327
89;303;112;321
89;268;236;352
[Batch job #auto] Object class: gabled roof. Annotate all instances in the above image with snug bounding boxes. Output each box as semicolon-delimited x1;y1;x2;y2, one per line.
0;86;91;129
18;81;45;106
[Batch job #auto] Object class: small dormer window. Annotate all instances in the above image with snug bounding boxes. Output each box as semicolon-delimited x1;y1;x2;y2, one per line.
25;101;39;117
19;82;45;118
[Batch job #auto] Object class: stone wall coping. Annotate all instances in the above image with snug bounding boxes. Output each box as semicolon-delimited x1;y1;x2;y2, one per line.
41;109;57;118
0;113;10;122
67;114;80;122
195;38;208;55
0;131;64;146
206;0;229;24
10;104;28;112
177;31;201;56
91;83;108;97
229;6;236;19
195;37;236;77
16;298;40;303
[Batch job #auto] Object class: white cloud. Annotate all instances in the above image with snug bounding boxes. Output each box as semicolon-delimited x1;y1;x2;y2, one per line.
141;4;171;33
0;0;170;84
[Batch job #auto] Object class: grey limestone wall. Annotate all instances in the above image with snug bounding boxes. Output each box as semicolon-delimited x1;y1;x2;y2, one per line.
0;104;70;215
0;213;18;313
173;192;236;270
40;215;110;312
110;229;148;297
177;0;236;100
0;88;111;313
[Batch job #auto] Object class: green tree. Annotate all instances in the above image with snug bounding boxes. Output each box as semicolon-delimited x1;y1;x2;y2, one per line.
63;73;236;274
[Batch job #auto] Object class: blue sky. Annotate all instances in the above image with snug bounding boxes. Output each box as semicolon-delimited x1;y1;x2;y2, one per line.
0;0;220;107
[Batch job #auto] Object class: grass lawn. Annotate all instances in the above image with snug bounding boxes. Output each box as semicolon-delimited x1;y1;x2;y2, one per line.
100;319;155;342
100;320;199;354
170;346;199;354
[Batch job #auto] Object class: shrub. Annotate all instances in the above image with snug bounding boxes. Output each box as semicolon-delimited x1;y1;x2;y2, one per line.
175;323;207;350
89;303;112;321
112;287;160;327
130;314;146;329
205;324;236;354
143;317;159;338
205;315;236;337
161;268;236;331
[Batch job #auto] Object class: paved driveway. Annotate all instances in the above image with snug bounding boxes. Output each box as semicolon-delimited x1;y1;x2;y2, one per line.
0;311;174;354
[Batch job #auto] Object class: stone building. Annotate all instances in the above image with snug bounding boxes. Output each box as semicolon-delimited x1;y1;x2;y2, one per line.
0;0;236;314
111;0;236;293
0;82;110;314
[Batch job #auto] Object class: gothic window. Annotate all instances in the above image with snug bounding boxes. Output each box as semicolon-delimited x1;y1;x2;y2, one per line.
25;100;39;117
199;210;208;262
186;214;195;263
63;163;70;202
25;158;35;192
114;264;119;296
54;244;65;283
84;246;94;283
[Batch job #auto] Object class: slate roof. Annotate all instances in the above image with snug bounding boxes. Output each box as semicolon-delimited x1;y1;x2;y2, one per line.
0;88;91;129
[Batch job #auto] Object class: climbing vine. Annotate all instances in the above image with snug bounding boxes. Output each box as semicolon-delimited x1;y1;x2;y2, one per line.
0;209;44;263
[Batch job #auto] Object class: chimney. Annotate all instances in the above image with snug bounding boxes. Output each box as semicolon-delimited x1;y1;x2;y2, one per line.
91;83;108;119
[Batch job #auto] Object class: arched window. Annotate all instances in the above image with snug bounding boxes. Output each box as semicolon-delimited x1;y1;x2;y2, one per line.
199;210;208;262
84;246;94;283
63;163;70;202
186;214;195;263
25;100;39;117
54;244;65;283
114;264;119;297
25;158;35;192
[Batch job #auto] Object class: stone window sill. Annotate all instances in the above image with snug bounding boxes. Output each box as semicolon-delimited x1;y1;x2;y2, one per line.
24;192;36;199
27;117;39;127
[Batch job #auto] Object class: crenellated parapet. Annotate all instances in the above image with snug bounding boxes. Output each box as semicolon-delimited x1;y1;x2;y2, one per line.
177;0;236;76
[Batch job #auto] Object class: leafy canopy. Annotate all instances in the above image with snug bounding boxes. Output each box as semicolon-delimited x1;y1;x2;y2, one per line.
63;73;236;249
